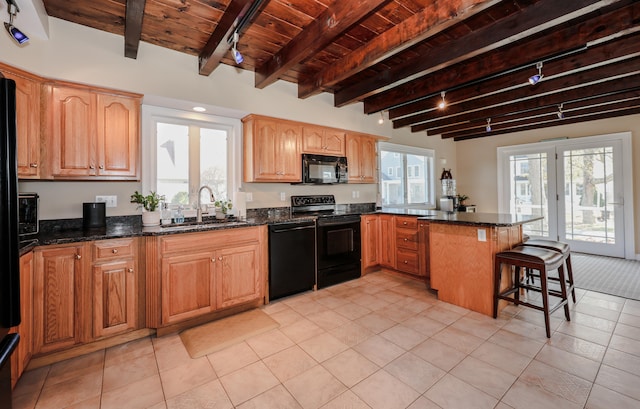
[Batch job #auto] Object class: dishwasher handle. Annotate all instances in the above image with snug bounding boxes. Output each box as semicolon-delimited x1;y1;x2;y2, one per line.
270;224;316;234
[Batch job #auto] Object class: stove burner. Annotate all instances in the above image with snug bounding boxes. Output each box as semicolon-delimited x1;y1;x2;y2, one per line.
291;195;337;215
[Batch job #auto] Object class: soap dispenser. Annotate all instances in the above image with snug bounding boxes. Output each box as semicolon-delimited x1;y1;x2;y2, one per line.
161;202;172;225
174;205;185;224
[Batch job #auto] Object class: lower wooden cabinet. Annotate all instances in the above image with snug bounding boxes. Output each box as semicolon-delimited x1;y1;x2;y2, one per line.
361;215;380;271
216;243;262;309
10;252;34;388
379;215;396;268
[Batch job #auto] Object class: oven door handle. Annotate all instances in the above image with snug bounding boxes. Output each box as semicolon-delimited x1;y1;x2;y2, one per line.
271;225;316;233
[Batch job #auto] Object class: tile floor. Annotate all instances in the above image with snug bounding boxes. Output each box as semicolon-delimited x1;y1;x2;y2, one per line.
12;271;640;409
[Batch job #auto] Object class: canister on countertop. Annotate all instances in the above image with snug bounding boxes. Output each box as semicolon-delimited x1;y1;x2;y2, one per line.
83;202;106;228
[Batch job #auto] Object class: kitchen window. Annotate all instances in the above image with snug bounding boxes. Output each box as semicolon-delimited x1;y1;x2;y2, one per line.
141;105;242;208
378;142;435;208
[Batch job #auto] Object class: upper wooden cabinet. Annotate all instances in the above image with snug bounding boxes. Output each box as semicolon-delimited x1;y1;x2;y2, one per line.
346;133;377;183
0;65;42;178
43;81;141;180
302;126;345;156
243;115;302;182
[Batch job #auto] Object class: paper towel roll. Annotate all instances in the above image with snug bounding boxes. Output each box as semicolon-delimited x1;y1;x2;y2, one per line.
233;192;247;219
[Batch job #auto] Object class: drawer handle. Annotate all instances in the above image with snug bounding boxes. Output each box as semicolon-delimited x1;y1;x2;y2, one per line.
99;165;105;170
112;249;118;254
89;165;95;170
30;163;38;168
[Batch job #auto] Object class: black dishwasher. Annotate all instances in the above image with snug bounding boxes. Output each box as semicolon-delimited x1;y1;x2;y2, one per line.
268;220;316;300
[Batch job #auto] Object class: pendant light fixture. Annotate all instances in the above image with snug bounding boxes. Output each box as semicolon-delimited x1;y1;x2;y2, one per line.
4;0;28;45
528;62;544;85
438;91;446;110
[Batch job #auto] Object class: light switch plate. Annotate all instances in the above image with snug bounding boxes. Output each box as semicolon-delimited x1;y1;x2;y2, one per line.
246;192;253;202
96;195;117;208
477;228;487;242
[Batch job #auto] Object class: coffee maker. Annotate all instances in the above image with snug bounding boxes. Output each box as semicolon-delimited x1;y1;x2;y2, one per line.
439;168;458;212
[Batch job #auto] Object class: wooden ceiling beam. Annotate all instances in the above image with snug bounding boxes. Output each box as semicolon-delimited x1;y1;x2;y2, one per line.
254;0;391;89
410;70;640;133
198;0;254;76
364;0;640;114
124;0;146;59
296;0;499;99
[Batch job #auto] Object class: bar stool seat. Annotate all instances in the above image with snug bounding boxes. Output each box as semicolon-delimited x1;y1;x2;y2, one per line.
522;239;576;303
494;246;571;338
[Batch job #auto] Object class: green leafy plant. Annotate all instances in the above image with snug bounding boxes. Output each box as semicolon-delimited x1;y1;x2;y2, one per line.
214;199;233;214
457;194;469;204
130;191;165;212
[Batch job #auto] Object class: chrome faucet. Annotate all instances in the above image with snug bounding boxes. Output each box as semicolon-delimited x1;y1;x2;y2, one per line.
196;185;215;223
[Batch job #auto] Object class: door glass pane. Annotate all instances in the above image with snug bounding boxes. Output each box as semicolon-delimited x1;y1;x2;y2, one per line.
157;123;189;204
563;147;615;244
508;153;548;237
200;128;228;200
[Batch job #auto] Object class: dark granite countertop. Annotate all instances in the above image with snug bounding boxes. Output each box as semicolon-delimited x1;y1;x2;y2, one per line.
376;207;543;227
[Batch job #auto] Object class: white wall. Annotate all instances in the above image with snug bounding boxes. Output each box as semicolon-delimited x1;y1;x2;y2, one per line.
4;18;458;220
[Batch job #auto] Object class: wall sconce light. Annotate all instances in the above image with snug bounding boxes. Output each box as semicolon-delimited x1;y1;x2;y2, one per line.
231;32;243;64
4;0;28;45
557;103;565;119
378;111;384;125
438;91;446;110
529;62;544;85
486;118;492;132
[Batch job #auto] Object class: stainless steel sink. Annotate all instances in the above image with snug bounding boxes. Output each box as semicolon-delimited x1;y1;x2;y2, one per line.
160;219;248;231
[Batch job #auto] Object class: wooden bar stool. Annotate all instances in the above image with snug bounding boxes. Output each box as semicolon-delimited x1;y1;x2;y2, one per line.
494;246;571;338
521;239;576;302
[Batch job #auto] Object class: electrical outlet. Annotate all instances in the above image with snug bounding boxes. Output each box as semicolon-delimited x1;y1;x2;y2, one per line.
477;228;487;242
280;192;286;201
246;192;253;202
356;191;360;198
352;191;357;198
96;195;117;208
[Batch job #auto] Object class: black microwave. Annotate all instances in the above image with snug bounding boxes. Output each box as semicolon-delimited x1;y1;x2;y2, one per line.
302;154;348;184
19;193;39;236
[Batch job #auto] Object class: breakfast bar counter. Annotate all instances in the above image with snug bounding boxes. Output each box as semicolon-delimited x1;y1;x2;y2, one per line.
424;212;543;316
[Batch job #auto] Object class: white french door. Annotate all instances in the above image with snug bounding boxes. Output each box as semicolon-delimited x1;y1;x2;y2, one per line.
498;133;633;258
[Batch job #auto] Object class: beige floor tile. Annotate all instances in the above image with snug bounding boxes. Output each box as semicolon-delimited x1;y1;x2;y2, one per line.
618;312;640;328
316;295;351;309
411;338;466;372
263;345;317;382
237;385;302;409
379;324;427;350
328;321;374;347
104;336;154;368
101;374;164;409
147;402;167;409
353;334;405;367
501;318;550;342
160;356;217;400
377;304;416;322
570;311;617;332
299;332;349;362
307;310;351;331
451;356;517;399
284;365;347;409
602;348;640;377
45;350;104;387
153;334;192;372
384;352;445;394
355;312;397;334
270;308;305;326
538;343;601;380
518;360;592;406
556;320;613;346
512;308;564;332
502;380;582;409
13;365;49;399
165;379;233;409
402;314;447;337
61;396;101;409
102;351;158;393
280;318;325;343
421;305;465;325
623;302;640;317
207;341;259;377
471;342;532;376
218;361;280;405
586;384;640;409
322;349;379;388
12;390;40;409
608;333;640;357
487;329;545;358
574;302;621;321
285;298;329;316
406;396;442;409
261;299;290;315
352;369;419;409
547;332;607;362
348;293;391;311
594;364;640;401
431;326;484;355
451;314;503;340
494;403;515;409
35;370;102;409
246;328;295;358
425;373;498;409
614;322;640;341
333;302;371;320
321;390;371;409
581;295;625;311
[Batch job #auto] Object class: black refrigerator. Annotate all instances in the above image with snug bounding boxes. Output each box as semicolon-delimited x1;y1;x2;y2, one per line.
0;76;22;407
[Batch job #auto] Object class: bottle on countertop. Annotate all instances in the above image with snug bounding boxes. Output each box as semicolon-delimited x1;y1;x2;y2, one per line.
173;205;185;224
161;202;172;225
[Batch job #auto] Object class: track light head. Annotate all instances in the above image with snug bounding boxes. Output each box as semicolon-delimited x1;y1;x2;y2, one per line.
378;111;384;125
486;118;492;132
438;91;446;110
231;32;243;64
5;0;28;44
557;103;565;119
529;62;543;85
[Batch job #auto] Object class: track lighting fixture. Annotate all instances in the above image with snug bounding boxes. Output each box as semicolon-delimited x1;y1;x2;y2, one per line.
231;32;243;64
378;111;384;125
486;118;492;132
438;91;446;110
4;0;28;45
557;103;565;119
528;62;544;85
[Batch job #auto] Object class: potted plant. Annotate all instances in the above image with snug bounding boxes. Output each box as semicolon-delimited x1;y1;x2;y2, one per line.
214;199;233;219
130;190;165;226
457;194;469;211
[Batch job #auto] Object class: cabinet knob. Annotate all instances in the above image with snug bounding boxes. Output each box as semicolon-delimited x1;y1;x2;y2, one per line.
404;238;408;241
99;165;105;170
404;260;408;264
211;258;215;263
403;221;408;225
29;163;38;168
89;165;95;170
112;249;118;254
75;254;82;260
127;268;134;273
218;256;223;261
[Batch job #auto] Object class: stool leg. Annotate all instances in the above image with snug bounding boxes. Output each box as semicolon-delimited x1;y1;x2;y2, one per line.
539;267;551;338
514;266;521;303
557;264;571;322
565;254;576;302
493;259;502;318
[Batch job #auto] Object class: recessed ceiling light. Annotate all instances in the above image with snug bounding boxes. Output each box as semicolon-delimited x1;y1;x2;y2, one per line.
193;106;206;112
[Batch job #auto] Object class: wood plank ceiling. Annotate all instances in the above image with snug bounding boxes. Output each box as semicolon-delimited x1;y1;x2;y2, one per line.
42;0;640;141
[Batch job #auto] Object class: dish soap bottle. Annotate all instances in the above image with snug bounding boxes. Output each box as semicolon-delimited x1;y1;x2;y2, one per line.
161;202;172;225
174;205;185;224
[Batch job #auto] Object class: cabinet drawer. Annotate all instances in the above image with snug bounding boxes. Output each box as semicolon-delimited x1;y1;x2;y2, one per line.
93;238;136;261
395;216;418;229
396;228;418;250
396;249;419;274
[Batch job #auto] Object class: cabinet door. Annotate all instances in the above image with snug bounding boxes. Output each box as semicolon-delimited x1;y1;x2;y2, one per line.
2;71;41;178
93;259;136;338
250;118;301;182
323;130;346;156
33;245;85;354
418;222;430;278
49;86;95;177
346;135;363;182
302;126;345;155
379;215;396;268
216;243;261;309
96;93;139;178
277;121;302;181
11;252;34;387
359;136;377;183
361;215;380;269
161;251;215;325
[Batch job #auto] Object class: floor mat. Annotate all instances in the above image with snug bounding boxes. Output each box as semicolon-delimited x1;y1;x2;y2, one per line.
179;309;279;358
572;253;640;301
